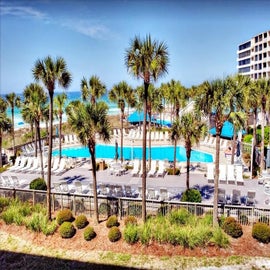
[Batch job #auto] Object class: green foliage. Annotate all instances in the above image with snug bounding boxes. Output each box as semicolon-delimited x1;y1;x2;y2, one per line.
74;214;88;229
83;226;96;241
211;227;230;248
168;208;191;225
258;216;269;225
106;215;119;228
124;215;137;226
252;222;270;243
98;202;111;216
239;214;249;225
56;209;73;225
108;226;121;242
29;178;47;190
157;204;170;216
59;221;76;239
222;217;243;238
181;189;202;203
166;168;180;175
243;134;253;143
25;212;57;235
123;224;139;244
0;197;11;212
127;203;142;217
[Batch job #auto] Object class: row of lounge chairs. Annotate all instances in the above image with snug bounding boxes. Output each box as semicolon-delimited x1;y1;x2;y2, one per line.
0;175;26;188
201;136;229;150
131;159;166;177
218;188;256;206
125;129;170;141
207;163;244;185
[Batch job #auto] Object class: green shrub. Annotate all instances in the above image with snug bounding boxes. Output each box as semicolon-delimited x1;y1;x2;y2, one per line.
166;167;180;175
139;222;152;245
75;214;88;229
239;214;249;225
0;197;11;212
56;209;73;225
222;217;243;238
98;202;111;216
59;221;76;238
106;215;119;228
211;227;230;248
108;226;121;242
258;216;270;225
127;203;142;217
181;189;202;203
29;178;47;190
252;222;270;243
124;224;139;244
157;204;170;216
84;226;96;241
168;208;191;225
124;215;137;226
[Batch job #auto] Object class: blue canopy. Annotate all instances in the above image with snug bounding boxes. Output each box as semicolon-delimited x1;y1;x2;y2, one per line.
128;111;151;123
209;121;246;139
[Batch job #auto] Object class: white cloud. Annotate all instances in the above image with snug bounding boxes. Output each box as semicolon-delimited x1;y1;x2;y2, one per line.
0;2;46;19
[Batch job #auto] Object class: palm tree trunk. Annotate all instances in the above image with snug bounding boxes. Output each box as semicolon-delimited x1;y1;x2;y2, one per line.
213;124;221;226
34;124;38;157
260;110;265;173
89;144;99;224
173;138;177;175
36;119;44;179
0;129;2;168
59;114;62;160
12;107;15;156
46;93;53;221
142;82;149;223
186;148;191;190
148;113;152;169
231;131;237;165
252;110;258;177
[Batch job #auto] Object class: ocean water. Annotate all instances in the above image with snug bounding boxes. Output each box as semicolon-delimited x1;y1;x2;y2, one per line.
52;144;213;163
1;91;120;129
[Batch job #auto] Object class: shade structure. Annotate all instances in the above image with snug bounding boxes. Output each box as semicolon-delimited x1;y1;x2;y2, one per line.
209;121;246;139
128;111;151;124
152;119;172;127
266;146;270;169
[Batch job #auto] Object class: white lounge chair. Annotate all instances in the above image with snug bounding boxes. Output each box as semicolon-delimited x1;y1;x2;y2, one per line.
218;188;226;204
219;164;227;184
227;164;236;184
8;156;22;171
231;189;241;205
246;190;256;206
235;165;244;186
19;157;34;173
147;160;157;177
147;188;156;199
14;157;28;172
131;159;140;176
207;163;214;183
157;160;165;177
159;188;169;201
53;158;67;175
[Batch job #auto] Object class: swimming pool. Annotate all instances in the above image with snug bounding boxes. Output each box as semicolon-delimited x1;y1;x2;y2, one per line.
53;144;213;163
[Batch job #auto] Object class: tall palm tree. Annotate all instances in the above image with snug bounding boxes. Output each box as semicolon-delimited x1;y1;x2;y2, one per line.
195;78;236;226
22;83;48;179
81;75;106;104
0;97;11;168
33;56;71;221
125;34;169;222
171;112;206;189
109;81;132;163
66;100;111;223
5;92;21;155
54;93;67;160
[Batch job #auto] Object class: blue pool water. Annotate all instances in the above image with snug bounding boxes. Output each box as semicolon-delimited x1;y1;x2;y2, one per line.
53;144;213;163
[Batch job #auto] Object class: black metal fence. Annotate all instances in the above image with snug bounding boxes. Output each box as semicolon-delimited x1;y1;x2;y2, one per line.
1;186;270;225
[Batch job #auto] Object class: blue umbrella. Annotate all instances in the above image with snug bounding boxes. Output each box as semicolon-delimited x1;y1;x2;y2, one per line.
209;121;246;139
128;111;151;123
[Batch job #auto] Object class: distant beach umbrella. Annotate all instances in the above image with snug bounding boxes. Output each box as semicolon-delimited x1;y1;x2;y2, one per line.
266;146;270;169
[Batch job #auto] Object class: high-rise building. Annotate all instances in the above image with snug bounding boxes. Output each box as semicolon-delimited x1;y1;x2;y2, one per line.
237;30;270;80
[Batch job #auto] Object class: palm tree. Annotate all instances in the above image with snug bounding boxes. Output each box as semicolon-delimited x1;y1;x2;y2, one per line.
109;81;132;163
66;100;111;223
5;92;21;155
22;83;48;179
171;112;206;189
33;56;71;221
0;97;11;168
81;75;106;104
54;93;67;160
125;34;169;222
195;78;237;226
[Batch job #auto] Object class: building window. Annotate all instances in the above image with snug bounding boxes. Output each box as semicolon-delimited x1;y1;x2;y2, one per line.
263;62;266;68
239;67;250;73
238;51;250;58
263;52;267;58
239;41;251;50
264;32;267;38
264;43;267;48
259;44;262;51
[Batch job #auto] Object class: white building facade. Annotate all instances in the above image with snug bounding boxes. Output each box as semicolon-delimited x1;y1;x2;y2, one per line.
237;30;270;80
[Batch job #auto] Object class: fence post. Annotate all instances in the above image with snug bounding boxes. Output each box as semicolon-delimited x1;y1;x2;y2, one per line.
33;190;36;206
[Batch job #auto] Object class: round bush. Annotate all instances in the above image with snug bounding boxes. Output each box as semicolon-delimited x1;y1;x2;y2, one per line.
124;215;137;226
108;226;121;242
258;216;269;225
222;217;243;238
75;214;89;229
106;215;119;228
123;224;139;244
252;222;270;243
29;178;47;190
181;189;202;203
84;226;96;241
59;222;76;238
56;209;73;225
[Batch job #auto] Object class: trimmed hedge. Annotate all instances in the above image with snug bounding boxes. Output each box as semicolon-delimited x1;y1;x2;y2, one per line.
252;222;270;243
56;209;73;225
106;215;119;228
59;222;76;238
84;226;96;241
29;178;47;190
222;217;243;238
108;226;121;242
181;189;202;203
75;214;88;229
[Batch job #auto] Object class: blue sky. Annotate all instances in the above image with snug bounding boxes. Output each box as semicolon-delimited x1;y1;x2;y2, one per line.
0;0;270;94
